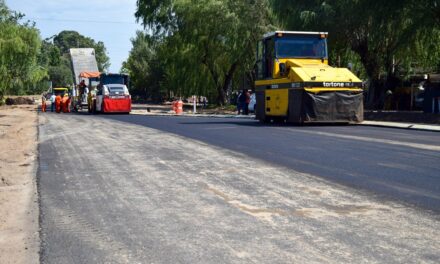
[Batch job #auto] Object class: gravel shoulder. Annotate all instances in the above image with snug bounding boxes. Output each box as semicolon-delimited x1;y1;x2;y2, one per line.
0;105;39;264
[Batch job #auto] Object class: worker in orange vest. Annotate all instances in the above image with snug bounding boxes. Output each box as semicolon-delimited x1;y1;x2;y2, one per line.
41;94;47;112
55;94;62;113
66;95;71;113
61;94;69;113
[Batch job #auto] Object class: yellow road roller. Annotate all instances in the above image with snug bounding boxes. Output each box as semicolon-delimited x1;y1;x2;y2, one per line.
254;31;363;123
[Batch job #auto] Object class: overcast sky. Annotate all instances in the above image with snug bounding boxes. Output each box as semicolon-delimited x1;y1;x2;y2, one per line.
6;0;144;73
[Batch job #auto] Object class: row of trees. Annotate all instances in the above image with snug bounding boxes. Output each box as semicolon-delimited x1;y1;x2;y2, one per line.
41;30;110;87
124;0;273;104
125;0;440;107
272;0;440;106
0;0;46;100
0;0;110;102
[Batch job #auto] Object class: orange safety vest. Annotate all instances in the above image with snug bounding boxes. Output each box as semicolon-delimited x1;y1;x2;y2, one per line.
62;96;68;113
55;95;62;113
41;97;46;112
66;97;71;113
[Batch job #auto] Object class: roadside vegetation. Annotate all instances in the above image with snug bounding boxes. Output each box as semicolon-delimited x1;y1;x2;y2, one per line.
0;0;45;103
272;0;440;107
2;0;440;108
0;0;109;104
126;0;440;107
41;30;110;88
126;0;273;104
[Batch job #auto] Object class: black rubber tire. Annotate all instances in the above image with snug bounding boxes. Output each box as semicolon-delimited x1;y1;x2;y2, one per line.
259;116;271;124
272;117;286;124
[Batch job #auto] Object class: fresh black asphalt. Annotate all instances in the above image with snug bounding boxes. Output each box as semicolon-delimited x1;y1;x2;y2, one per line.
102;114;440;213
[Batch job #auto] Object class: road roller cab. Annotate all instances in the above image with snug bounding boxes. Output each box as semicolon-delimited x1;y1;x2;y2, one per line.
254;31;364;123
53;87;69;97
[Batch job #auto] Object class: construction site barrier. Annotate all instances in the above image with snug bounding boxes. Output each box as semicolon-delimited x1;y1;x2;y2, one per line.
176;100;183;115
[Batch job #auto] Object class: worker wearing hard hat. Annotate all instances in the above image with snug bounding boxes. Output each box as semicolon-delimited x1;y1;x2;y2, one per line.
41;94;47;112
55;94;62;113
87;89;94;113
61;94;69;113
66;94;71;113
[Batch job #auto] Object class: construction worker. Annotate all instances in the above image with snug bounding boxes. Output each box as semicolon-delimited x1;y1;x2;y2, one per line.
87;90;92;113
41;94;47;112
79;80;86;94
62;94;69;113
66;94;71;113
50;93;56;112
55;94;62;113
237;90;248;115
244;90;250;115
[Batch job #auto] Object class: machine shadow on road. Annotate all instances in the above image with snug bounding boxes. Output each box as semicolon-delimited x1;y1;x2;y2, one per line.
69;111;357;129
176;120;356;128
177;121;350;129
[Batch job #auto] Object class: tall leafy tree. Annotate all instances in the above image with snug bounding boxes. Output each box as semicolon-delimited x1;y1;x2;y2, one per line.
38;39;74;87
135;0;273;105
53;30;110;72
47;57;74;87
271;0;440;107
39;30;112;87
0;0;47;100
123;31;166;102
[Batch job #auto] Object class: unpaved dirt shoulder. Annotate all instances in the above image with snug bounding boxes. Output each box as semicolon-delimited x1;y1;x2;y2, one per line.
0;105;39;264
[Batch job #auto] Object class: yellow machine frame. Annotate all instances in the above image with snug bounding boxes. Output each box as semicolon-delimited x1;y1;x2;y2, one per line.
254;31;364;123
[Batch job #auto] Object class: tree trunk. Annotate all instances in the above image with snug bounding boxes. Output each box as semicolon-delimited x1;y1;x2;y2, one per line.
204;60;239;106
246;70;256;91
217;61;238;105
216;86;226;106
355;43;382;109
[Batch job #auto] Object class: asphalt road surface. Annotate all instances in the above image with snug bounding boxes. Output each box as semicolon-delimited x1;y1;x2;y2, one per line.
106;114;440;212
38;113;440;263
